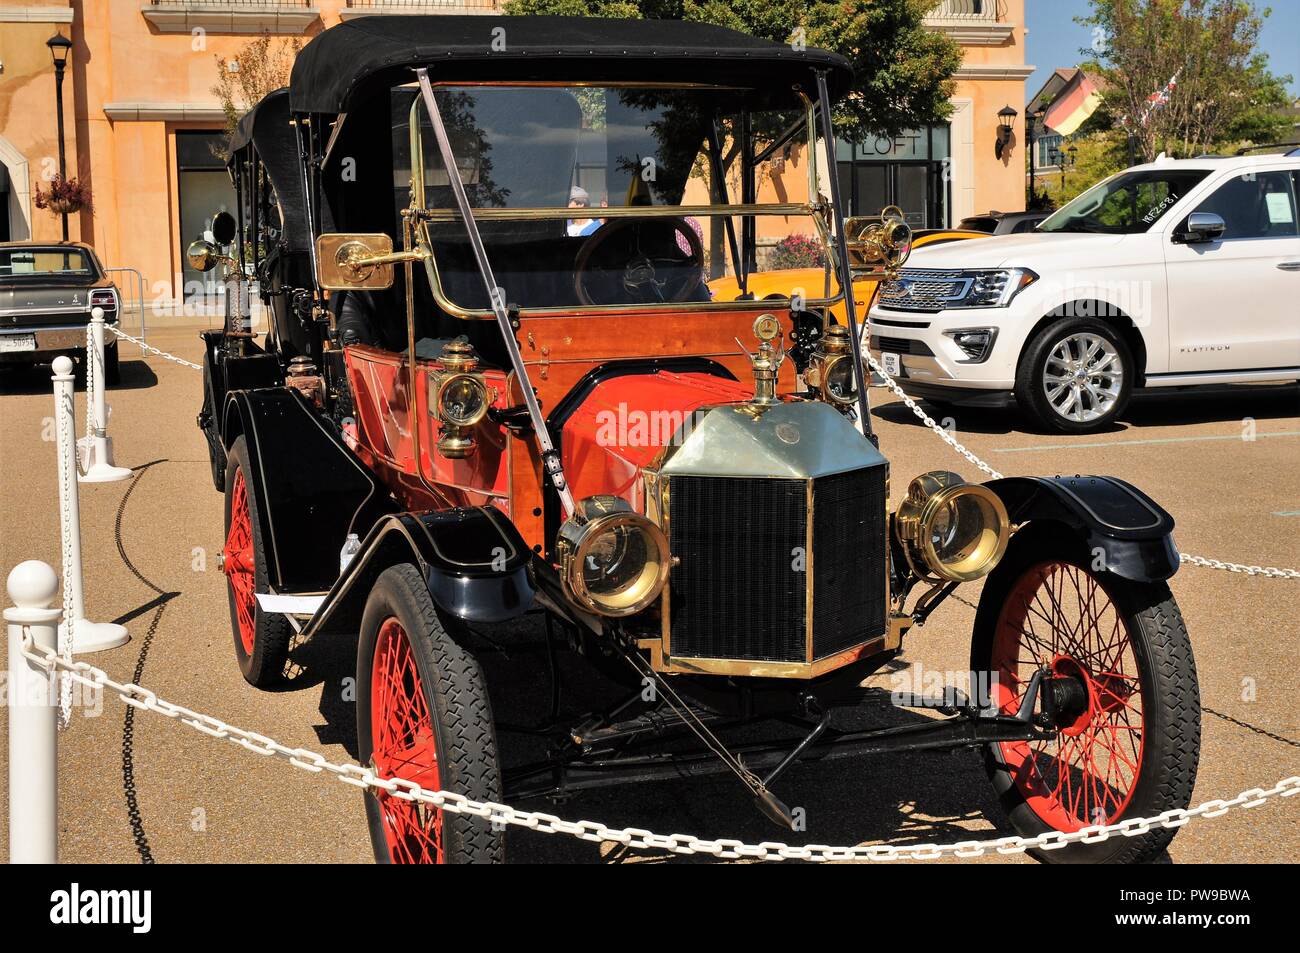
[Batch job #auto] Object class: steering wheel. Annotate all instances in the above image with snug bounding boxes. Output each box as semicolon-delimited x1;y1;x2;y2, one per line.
573;217;705;306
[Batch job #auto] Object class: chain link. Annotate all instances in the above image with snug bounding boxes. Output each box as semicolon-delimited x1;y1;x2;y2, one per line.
106;326;201;370
53;377;77;729
16;630;1298;862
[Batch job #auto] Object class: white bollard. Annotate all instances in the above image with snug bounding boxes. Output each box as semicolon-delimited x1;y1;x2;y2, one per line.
77;307;132;483
52;356;129;653
6;560;61;864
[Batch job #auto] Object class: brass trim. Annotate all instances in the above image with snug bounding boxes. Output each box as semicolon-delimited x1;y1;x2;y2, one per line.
413;202;815;223
654;637;888;680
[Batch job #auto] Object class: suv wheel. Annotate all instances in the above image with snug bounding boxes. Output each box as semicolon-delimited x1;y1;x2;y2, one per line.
1016;318;1133;433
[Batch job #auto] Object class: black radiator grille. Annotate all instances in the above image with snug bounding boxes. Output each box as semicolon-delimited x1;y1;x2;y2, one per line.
811;469;888;658
669;477;807;662
668;466;887;664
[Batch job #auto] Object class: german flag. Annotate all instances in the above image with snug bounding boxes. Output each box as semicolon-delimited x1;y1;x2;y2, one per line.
1043;71;1103;136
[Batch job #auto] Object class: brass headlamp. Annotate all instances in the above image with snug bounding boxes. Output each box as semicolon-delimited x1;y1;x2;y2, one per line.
556;496;670;617
429;338;489;459
805;323;857;409
893;471;1010;583
847;205;913;276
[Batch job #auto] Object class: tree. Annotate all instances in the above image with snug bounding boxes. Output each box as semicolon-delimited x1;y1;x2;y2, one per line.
1079;0;1293;161
502;0;963;143
1038;129;1130;206
211;33;302;160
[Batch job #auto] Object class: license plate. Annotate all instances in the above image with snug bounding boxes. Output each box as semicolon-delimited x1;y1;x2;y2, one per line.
881;352;902;378
0;333;36;353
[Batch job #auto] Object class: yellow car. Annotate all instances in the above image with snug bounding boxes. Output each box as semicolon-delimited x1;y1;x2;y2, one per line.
708;228;987;318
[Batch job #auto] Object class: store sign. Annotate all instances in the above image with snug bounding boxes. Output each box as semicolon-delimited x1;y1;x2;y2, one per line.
859;132;929;160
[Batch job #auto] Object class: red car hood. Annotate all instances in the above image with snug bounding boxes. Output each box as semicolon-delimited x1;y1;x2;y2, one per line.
561;370;754;510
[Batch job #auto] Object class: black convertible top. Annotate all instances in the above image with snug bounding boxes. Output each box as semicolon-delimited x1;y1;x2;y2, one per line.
228;86;289;158
289;15;853;115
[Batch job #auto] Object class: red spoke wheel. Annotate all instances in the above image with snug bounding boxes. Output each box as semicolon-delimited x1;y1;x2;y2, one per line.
357;565;503;865
222;436;291;687
971;525;1200;864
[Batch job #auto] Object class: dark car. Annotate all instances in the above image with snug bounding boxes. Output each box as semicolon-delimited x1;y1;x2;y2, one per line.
957;210;1050;235
0;241;120;382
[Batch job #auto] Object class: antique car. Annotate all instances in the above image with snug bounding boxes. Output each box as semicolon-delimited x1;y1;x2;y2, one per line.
0;241;120;382
192;15;1200;864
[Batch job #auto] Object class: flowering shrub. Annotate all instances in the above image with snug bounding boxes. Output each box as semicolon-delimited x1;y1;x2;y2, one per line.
34;175;93;215
768;233;826;270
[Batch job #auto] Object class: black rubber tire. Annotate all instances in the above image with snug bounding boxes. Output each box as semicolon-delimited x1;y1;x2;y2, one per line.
201;361;226;492
971;525;1201;863
223;436;292;687
357;564;504;864
104;340;121;386
1015;317;1133;434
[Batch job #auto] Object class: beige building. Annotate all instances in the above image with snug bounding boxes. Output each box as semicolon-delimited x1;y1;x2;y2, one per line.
0;0;1031;300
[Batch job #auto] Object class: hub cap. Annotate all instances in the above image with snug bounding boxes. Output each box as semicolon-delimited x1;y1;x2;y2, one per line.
1042;332;1123;423
222;468;256;655
371;618;444;864
990;562;1145;831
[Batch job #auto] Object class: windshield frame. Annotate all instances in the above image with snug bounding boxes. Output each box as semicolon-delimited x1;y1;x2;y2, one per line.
405;81;844;319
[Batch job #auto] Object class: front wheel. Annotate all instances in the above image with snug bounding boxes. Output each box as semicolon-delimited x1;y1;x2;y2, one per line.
357;564;504;864
1016;318;1133;433
971;526;1200;863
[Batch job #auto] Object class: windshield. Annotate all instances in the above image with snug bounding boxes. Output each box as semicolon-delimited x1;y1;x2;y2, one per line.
0;246;98;281
1038;169;1210;234
400;84;841;313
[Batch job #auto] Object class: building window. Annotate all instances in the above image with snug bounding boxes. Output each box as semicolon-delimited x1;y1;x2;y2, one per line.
835;125;952;228
1037;133;1064;168
176;131;236;296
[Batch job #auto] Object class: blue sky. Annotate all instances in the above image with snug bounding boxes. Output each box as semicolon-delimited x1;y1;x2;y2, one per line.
1024;0;1299;103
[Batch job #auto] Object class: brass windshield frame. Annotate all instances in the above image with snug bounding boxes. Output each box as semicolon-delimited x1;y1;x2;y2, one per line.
405;86;845;319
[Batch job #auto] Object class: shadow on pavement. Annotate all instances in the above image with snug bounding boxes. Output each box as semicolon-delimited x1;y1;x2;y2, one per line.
0;358;159;395
871;382;1299;437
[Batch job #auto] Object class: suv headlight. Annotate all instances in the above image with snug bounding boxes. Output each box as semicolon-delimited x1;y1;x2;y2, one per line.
949;268;1037;308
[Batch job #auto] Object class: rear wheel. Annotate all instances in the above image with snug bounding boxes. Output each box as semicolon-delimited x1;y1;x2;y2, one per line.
104;340;121;386
971;526;1200;863
222;436;292;687
357;564;503;864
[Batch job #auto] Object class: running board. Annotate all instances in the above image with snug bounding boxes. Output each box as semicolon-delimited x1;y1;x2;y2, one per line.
1143;367;1300;388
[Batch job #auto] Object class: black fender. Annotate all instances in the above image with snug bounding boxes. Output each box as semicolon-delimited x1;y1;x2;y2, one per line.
984;475;1179;581
221;387;390;592
303;507;536;638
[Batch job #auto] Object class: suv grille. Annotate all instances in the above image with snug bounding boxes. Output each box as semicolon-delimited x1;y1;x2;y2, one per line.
877;269;971;312
667;468;887;663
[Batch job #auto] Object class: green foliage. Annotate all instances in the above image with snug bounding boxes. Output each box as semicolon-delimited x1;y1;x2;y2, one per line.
502;0;963;141
211;33;302;160
1078;0;1293;160
1038;129;1130;206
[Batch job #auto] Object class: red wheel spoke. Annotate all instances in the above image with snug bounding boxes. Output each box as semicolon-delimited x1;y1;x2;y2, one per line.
991;560;1146;833
370;618;443;864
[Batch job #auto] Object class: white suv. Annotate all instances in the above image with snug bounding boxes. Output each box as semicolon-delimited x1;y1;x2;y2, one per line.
867;154;1300;432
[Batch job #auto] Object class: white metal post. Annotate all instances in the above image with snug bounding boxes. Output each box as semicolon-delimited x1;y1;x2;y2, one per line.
6;560;61;864
52;356;128;654
77;307;132;483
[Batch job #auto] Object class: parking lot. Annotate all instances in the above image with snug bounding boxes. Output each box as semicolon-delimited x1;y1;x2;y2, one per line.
1;321;1296;864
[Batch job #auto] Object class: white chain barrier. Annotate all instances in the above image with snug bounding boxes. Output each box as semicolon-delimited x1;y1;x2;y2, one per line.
14;628;1297;861
105;325;1295;577
107;325;201;370
51;360;79;728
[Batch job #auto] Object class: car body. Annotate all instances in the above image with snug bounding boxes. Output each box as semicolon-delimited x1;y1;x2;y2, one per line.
0;241;120;380
956;210;1050;235
192;14;1199;864
706;228;987;323
869;155;1300;431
